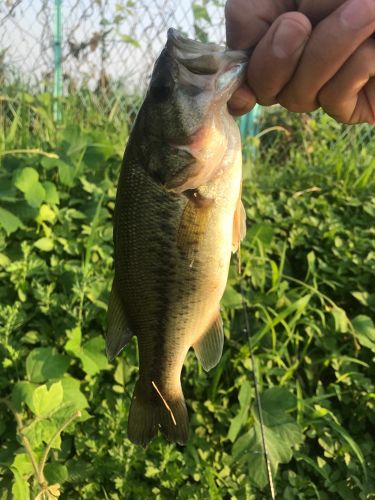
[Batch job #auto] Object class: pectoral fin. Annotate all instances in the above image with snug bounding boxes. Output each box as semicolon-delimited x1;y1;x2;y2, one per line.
193;312;224;371
232;196;246;253
177;193;213;258
106;277;134;361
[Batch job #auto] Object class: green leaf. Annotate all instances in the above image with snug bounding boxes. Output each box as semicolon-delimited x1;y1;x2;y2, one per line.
247;420;303;489
65;326;82;353
192;3;210;22
14;166;39;191
36;204;57;223
260;387;296;415
84;141;115;167
306;250;316;274
66;328;109;376
228;381;252;442
58;161;75;186
119;34;140;48
61;377;89;411
11;468;30;500
0;252;11;267
288;294;311;317
29;382;63;417
79;336;110;376
325;417;367;481
11;381;38;411
332;307;349;333
34;237;54;252
193;24;208;43
14;167;46;208
43;181;60;205
114;359;126;386
351;291;369;306
24;419;61;450
0;178;17;201
247;224;274;247
41;156;61;170
44;463;68;485
222;285;243;309
11;453;34;476
0;206;24;235
27;182;46;208
26;347;70;383
232;387;304;489
352;315;375;352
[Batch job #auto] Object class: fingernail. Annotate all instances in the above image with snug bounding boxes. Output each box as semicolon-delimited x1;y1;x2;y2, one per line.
341;0;375;30
272;20;309;58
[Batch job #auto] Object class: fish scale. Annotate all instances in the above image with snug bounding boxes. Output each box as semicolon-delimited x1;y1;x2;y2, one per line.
117;166;188;366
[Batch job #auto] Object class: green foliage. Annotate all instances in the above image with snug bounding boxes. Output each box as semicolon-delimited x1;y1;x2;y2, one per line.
0;90;374;499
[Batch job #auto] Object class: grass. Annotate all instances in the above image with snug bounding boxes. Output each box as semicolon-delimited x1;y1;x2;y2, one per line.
0;89;374;499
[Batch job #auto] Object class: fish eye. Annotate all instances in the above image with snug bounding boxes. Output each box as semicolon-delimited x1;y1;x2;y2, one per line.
149;74;174;102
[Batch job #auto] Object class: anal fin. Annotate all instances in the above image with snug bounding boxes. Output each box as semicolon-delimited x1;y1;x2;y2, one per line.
193;312;224;372
106;277;134;361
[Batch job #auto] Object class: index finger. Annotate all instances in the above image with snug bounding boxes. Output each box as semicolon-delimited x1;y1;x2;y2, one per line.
296;0;346;24
225;0;294;49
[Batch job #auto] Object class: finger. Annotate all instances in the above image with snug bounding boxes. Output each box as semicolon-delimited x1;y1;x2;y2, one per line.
225;0;295;49
227;84;257;116
318;39;375;124
297;0;375;39
278;0;375;112
296;0;346;25
246;12;312;106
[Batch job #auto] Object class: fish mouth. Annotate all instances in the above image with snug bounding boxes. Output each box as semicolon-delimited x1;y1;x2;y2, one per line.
166;28;247;92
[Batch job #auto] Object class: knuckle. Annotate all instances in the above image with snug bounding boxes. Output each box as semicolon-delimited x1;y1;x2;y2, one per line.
224;0;247;23
257;96;277;106
278;93;318;113
326;111;349;124
250;77;279;101
357;38;375;59
318;87;333;108
275;11;312;32
318;89;353;124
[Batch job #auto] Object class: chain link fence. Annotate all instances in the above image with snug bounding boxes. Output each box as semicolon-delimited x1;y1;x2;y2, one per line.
0;0;374;147
0;1;225;91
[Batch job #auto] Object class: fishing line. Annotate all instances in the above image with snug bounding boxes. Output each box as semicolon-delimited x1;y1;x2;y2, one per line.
238;255;276;500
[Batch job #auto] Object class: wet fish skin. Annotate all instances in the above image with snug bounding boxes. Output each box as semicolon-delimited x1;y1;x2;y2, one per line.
106;28;247;447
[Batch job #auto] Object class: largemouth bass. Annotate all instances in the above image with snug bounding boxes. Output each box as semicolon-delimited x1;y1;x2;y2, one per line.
106;28;247;447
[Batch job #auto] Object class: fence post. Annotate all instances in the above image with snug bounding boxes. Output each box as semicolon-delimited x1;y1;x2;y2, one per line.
240;104;262;159
53;0;62;122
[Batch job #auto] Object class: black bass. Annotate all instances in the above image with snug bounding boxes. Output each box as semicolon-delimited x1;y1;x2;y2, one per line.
106;28;247;446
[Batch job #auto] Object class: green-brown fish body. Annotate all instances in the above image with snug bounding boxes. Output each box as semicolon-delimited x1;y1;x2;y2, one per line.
106;28;247;446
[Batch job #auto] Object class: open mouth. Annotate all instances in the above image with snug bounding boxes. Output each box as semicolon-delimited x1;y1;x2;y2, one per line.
166;28;247;79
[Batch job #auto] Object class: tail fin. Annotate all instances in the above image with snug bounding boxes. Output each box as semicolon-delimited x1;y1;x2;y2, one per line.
127;379;189;447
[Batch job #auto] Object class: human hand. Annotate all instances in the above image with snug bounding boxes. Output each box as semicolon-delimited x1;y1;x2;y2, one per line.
225;0;375;124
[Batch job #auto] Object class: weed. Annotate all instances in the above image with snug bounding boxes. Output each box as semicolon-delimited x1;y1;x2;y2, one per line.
0;93;374;498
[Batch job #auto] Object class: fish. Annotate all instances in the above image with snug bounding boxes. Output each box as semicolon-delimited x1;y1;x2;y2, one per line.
106;28;247;447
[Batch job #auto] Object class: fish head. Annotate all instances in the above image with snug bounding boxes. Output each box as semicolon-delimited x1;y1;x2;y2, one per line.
142;28;247;144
